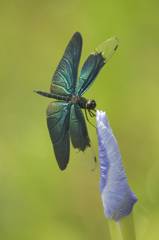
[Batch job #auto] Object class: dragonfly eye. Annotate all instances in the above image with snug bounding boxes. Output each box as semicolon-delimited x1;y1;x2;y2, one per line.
87;100;96;109
91;100;96;109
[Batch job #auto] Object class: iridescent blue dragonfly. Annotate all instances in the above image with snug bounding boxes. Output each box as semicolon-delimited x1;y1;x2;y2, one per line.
35;32;118;170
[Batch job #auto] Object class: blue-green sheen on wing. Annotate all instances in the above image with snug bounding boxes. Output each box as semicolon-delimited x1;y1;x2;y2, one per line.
70;104;90;151
47;101;71;170
50;32;82;96
76;53;105;96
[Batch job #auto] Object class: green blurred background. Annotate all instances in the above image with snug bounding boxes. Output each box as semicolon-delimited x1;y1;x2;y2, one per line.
0;0;159;239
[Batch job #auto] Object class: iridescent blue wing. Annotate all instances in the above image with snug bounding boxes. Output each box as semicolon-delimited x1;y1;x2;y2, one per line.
47;101;71;170
70;104;90;151
50;32;82;96
76;53;105;96
76;37;119;96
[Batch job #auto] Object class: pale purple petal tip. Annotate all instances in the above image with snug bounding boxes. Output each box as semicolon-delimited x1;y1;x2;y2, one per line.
96;110;137;221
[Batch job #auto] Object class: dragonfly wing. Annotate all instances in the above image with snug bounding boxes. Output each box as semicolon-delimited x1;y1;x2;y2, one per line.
47;101;71;170
76;37;118;96
51;32;82;95
76;53;105;96
70;104;90;151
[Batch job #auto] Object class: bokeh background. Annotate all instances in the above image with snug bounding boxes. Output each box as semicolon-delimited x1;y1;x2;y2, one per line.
0;0;159;239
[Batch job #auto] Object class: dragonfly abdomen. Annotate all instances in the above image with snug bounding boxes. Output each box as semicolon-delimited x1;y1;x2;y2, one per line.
34;90;71;101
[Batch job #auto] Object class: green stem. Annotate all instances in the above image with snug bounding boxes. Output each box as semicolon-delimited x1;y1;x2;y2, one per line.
108;213;136;240
119;213;136;240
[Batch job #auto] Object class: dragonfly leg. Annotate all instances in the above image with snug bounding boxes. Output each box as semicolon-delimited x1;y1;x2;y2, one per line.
89;109;96;117
84;109;96;128
88;110;94;117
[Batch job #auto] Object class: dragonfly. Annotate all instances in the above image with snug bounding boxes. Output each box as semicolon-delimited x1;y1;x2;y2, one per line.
35;32;118;170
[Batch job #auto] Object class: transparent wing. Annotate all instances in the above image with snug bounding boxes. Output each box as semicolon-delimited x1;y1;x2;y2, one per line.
47;101;71;170
76;37;119;96
50;32;82;96
70;104;90;151
95;37;119;62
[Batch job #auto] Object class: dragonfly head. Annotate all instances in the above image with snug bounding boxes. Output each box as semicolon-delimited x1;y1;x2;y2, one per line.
86;99;96;110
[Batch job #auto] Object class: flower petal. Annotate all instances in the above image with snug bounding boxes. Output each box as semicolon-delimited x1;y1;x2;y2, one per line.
96;110;137;221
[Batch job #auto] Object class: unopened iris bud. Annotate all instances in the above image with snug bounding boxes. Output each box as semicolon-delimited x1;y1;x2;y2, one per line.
96;110;137;221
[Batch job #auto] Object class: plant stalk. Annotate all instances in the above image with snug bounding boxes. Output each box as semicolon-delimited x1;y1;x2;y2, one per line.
119;213;136;240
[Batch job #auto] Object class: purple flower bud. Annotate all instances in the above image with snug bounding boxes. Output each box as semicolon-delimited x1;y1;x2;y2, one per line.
96;110;137;221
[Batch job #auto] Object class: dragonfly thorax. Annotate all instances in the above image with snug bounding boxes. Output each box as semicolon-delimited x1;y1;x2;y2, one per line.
70;95;80;104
